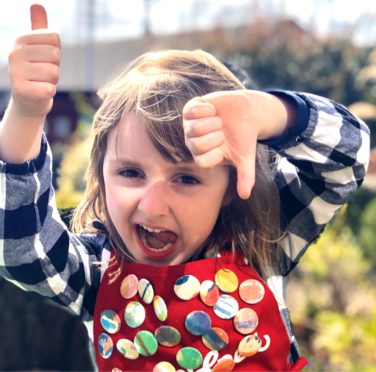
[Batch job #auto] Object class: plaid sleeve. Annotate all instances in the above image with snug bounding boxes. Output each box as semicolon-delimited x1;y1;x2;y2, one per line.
272;93;370;275
0;135;101;320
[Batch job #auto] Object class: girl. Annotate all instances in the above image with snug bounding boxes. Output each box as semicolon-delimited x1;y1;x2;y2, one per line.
0;4;370;371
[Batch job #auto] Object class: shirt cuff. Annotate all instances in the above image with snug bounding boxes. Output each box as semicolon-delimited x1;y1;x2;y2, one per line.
0;134;47;175
258;89;309;148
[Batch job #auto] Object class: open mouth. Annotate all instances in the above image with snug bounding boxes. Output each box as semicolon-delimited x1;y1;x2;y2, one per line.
136;224;178;256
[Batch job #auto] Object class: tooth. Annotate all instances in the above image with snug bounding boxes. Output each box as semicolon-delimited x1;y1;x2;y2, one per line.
140;224;164;233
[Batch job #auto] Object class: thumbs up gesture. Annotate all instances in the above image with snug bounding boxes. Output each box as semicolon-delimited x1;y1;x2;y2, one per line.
8;4;60;118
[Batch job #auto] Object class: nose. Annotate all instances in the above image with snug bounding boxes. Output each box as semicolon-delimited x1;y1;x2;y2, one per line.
138;181;170;217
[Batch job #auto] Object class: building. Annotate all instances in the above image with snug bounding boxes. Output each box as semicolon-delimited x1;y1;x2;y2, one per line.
0;19;316;145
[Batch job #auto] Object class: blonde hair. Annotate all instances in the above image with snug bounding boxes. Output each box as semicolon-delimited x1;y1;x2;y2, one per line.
72;49;281;278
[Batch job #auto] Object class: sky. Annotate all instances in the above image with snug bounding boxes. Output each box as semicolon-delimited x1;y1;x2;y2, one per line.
0;0;375;66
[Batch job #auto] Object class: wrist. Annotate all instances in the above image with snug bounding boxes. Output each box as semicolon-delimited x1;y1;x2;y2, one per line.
259;90;309;148
0;99;45;163
246;90;295;141
8;98;49;125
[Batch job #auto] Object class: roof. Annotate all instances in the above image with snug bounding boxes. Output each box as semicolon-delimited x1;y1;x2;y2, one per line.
0;37;145;92
0;20;316;92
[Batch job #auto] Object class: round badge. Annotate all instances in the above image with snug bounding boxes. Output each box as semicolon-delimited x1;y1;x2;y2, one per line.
239;279;265;304
138;278;154;304
98;332;113;359
215;268;239;293
153;361;176;372
174;275;200;300
176;347;203;370
100;309;121;334
202;327;229;351
200;280;220;307
134;330;158;356
155;326;181;347
116;338;140;360
237;334;262;357
153;295;168;321
120;274;139;299
234;308;259;334
185;310;212;336
124;301;146;328
213;294;239;319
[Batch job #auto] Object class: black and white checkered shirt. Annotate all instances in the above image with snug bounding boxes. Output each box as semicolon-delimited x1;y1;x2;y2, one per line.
0;92;370;359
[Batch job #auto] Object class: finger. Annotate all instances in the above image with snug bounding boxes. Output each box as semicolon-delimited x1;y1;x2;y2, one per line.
26;62;60;84
235;155;256;200
183;116;222;138
192;148;225;169
185;130;225;156
30;4;48;30
16;32;61;47
24;45;60;64
183;98;216;120
12;81;56;103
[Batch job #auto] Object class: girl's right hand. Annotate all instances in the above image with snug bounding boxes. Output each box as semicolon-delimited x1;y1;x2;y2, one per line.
8;4;60;119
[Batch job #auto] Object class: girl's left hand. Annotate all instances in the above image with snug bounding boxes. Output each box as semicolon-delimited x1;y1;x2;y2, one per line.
183;91;256;199
183;90;292;199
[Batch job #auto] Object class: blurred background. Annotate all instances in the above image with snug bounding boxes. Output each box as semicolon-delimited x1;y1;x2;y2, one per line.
0;0;376;370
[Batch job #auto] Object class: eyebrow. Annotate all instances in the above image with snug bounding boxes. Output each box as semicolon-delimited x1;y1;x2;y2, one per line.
109;158;140;167
109;157;201;173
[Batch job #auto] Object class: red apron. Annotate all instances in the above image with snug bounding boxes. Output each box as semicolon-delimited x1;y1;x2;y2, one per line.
93;253;307;371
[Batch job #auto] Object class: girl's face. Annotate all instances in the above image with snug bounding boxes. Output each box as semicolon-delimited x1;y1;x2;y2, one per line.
102;112;230;266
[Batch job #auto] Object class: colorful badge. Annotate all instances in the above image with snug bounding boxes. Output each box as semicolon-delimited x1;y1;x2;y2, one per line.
100;309;121;334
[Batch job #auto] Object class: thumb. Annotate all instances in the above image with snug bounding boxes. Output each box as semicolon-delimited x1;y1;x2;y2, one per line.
30;4;48;30
235;155;255;200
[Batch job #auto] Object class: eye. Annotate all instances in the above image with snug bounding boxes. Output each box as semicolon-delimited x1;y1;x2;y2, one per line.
118;168;143;178
176;174;200;185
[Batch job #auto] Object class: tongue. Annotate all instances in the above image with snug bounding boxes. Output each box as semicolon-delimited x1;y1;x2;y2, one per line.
140;228;177;249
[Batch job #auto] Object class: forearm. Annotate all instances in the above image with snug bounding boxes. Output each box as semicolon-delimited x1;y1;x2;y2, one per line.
276;93;369;182
274;93;370;275
0;139;100;319
0;99;45;163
